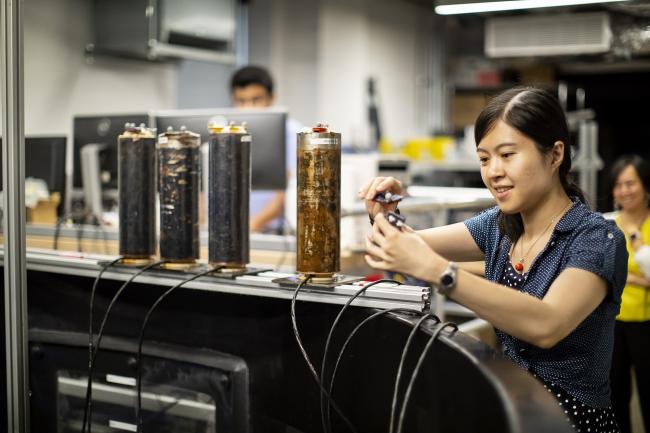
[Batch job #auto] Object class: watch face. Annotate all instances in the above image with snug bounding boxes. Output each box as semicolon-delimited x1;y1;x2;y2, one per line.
441;274;453;286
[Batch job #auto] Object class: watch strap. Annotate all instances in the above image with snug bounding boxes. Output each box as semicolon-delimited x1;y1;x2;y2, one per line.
438;261;458;296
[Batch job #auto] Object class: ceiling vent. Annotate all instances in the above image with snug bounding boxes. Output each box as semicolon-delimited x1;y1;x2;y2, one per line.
485;12;612;57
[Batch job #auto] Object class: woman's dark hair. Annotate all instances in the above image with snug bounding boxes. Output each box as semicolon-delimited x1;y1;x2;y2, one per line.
474;86;585;241
230;65;274;95
610;154;650;200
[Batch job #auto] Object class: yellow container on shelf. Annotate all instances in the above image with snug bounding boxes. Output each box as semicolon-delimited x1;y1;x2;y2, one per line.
402;136;454;161
430;136;454;160
379;137;396;154
402;138;432;160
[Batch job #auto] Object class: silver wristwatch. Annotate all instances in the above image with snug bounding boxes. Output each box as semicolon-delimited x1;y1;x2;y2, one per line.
438;261;458;296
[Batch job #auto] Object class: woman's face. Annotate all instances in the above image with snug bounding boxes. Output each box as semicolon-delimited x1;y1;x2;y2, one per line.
477;120;558;215
613;164;647;212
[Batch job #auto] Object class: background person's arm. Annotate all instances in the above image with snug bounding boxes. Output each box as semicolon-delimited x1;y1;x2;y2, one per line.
250;191;285;233
626;272;650;288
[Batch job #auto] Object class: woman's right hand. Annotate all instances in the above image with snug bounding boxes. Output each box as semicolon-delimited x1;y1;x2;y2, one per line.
358;176;404;219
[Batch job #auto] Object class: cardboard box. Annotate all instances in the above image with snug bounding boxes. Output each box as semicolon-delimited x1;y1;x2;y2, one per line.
27;192;60;224
451;93;490;131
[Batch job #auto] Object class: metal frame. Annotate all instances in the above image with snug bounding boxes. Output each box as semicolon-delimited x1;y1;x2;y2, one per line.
1;0;29;431
0;249;434;313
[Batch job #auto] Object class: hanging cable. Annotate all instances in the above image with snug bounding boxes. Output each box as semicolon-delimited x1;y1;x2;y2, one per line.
389;313;439;433
325;307;425;432
84;256;123;433
82;260;165;433
53;215;64;250
86;256;123;414
90;214;110;255
52;212;84;251
76;212;88;252
291;276;358;433
395;322;458;433
135;266;222;432
319;279;402;433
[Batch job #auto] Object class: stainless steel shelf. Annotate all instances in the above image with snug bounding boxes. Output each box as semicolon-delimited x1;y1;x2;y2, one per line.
0;248;446;313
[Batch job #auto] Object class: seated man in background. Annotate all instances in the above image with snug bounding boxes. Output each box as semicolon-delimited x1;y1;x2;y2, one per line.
230;65;300;233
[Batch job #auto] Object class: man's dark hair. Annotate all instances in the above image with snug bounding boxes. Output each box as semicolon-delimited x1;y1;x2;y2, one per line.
230;65;274;95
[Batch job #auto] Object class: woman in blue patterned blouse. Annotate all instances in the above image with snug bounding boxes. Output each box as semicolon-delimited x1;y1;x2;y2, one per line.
360;87;627;433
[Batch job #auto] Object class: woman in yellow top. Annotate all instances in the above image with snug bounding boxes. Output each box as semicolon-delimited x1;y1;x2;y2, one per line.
611;154;650;433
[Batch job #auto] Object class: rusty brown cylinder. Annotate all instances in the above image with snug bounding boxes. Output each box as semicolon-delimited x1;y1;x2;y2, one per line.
296;126;341;278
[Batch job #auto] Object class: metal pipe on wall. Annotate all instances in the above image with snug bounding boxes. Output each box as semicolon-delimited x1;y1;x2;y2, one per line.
1;0;30;431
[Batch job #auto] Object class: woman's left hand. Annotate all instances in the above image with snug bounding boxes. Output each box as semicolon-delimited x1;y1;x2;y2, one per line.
364;213;439;281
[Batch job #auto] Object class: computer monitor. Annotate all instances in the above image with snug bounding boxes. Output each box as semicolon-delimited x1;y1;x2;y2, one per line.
155;108;288;190
72;114;152;220
0;136;67;215
72;113;152;191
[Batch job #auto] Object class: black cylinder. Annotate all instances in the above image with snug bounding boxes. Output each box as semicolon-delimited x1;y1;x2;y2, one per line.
118;124;156;263
207;123;251;269
158;128;200;264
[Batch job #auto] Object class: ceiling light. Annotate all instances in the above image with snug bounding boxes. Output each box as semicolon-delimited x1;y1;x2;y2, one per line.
435;0;631;15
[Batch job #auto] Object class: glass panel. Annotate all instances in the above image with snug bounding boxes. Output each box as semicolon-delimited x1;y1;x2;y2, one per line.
22;0;179;256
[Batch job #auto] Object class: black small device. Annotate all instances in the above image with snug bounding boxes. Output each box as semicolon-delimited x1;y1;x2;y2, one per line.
373;191;403;204
386;211;406;230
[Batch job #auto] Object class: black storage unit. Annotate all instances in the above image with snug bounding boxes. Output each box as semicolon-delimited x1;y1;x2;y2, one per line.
29;330;249;433
0;265;577;433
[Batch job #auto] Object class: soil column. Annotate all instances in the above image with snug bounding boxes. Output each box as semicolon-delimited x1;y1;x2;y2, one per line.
158;127;200;265
296;124;341;280
118;123;157;264
207;122;251;270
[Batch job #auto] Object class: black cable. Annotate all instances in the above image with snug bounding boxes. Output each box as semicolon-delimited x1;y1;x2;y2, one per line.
101;225;109;255
326;308;425;432
76;217;85;253
86;256;123;416
389;313;439;433
53;215;64;250
290;276;358;433
52;212;77;251
91;214;110;255
85;256;123;433
320;279;401;433
135;266;222;432
395;322;458;433
82;260;165;433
